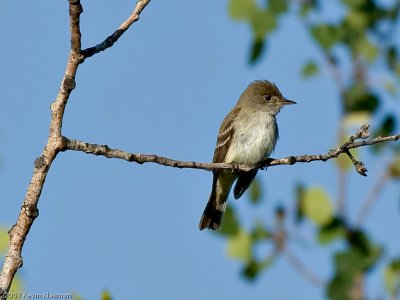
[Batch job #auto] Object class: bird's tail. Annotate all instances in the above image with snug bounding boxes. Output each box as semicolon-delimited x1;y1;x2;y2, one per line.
199;197;227;231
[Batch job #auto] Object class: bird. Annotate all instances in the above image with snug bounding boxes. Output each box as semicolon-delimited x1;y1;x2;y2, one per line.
199;80;296;230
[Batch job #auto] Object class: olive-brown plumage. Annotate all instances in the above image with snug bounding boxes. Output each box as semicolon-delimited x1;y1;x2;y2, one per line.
199;80;296;230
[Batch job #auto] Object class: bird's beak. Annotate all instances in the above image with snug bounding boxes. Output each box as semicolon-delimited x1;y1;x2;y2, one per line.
281;98;296;105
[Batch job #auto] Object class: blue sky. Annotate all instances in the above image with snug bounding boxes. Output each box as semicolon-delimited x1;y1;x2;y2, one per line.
1;0;399;299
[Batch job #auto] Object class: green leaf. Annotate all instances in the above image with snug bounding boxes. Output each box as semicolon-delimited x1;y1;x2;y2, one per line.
329;237;382;300
345;230;383;270
101;290;112;300
329;238;382;300
251;221;273;242
346;229;370;254
0;228;8;255
341;0;368;9
219;205;240;236
249;39;265;65
363;245;383;271
376;114;396;137
317;217;346;245
335;250;364;275
301;60;319;78
386;46;398;70
242;259;260;280
241;256;275;281
384;258;400;296
250;10;277;39
311;24;341;50
229;0;257;20
372;114;397;153
268;0;288;14
389;155;400;178
327;272;354;300
301;187;334;226
355;36;379;61
295;183;305;223
345;10;370;31
344;85;380;113
369;246;384;268
227;229;252;262
299;0;318;17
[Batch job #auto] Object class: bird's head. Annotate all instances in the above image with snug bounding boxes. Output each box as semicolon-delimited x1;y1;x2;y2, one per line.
238;80;296;115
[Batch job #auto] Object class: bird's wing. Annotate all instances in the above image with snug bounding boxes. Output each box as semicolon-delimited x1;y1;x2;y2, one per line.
212;107;241;163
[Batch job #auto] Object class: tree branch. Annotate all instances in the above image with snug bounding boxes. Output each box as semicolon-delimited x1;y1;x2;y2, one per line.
64;125;399;175
69;0;83;54
81;0;152;58
0;0;152;297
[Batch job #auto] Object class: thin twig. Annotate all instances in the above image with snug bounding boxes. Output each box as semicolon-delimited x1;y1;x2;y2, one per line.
69;0;83;54
337;123;347;217
349;272;364;300
81;0;151;58
64;127;400;174
344;149;368;177
337;169;347;215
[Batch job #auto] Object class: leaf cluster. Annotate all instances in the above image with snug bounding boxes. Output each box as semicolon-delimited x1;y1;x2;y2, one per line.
219;1;400;298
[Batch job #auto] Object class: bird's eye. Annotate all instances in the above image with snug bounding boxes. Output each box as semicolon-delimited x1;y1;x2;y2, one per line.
264;95;272;101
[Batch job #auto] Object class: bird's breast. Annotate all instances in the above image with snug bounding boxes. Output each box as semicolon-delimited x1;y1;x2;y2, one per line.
225;112;278;165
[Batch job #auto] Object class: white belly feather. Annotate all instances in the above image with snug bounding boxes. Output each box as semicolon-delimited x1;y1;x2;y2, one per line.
225;112;278;165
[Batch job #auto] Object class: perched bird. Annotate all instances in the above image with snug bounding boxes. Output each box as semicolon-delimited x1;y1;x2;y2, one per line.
199;80;296;230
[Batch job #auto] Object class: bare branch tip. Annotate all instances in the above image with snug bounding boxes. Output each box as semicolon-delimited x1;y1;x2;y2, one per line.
355;161;368;177
356;124;370;139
